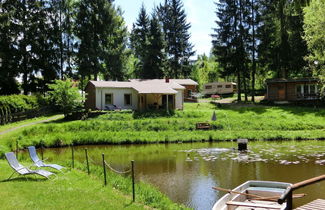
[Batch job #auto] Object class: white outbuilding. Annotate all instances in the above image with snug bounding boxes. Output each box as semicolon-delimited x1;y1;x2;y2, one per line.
84;79;185;111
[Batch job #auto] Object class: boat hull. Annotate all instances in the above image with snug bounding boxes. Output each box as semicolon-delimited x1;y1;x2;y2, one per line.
212;180;292;210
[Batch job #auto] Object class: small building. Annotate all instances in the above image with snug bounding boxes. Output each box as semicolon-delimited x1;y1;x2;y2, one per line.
171;79;198;102
265;78;320;101
84;79;185;111
130;79;198;102
202;82;237;95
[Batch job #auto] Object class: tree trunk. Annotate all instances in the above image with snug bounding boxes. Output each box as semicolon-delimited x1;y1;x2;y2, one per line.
59;0;64;79
251;0;256;102
237;71;241;102
243;72;248;102
22;0;28;95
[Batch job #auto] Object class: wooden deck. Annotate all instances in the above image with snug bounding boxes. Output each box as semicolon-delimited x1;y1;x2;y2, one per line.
295;199;325;210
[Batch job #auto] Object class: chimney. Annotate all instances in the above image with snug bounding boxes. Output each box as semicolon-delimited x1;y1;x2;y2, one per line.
165;78;169;83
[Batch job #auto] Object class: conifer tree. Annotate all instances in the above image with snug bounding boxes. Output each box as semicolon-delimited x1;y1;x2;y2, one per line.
130;5;150;78
145;13;166;78
212;0;250;102
157;0;195;78
74;0;128;81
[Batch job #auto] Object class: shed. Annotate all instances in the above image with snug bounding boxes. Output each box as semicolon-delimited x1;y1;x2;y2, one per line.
265;78;320;101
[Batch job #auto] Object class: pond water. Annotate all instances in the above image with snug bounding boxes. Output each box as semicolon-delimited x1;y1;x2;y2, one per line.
23;141;325;210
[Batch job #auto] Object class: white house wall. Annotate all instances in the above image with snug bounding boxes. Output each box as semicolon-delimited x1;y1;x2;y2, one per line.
95;87;138;110
176;90;183;109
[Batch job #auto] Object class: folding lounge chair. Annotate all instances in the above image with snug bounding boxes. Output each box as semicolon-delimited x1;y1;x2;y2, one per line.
5;152;54;180
28;146;64;171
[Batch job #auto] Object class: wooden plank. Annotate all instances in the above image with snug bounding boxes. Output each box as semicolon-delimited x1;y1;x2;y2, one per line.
226;201;282;209
295;199;325;210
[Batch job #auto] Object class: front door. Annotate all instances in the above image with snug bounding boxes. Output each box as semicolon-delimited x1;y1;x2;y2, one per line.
277;85;285;100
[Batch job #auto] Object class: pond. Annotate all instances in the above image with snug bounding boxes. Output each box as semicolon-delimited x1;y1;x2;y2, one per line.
23;141;325;210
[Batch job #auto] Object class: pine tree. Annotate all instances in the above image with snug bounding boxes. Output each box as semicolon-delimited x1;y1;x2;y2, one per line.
0;0;20;94
157;0;195;78
212;0;250;102
130;5;150;78
103;6;128;81
257;0;309;79
74;0;128;81
145;13;166;78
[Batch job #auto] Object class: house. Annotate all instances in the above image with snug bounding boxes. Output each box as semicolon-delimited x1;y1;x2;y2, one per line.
202;82;237;95
130;79;198;102
265;78;320;101
84;79;185;111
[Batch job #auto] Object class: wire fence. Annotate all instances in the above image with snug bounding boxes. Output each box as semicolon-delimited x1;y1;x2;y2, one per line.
14;143;137;202
104;161;131;174
73;146;136;202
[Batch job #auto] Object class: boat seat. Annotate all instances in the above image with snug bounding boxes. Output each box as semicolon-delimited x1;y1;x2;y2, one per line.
226;201;282;209
246;187;286;193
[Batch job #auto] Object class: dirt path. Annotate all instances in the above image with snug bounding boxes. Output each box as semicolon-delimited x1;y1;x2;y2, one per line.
0;115;63;136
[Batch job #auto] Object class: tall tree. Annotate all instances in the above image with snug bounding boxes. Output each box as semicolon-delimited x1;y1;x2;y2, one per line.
212;0;250;102
145;13;166;78
103;6;128;81
257;0;309;79
303;0;325;96
0;0;21;94
74;0;128;81
130;5;150;78
157;0;195;78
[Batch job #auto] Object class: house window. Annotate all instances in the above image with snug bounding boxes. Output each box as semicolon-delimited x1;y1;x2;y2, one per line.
296;84;318;99
310;85;316;95
124;94;132;106
296;85;303;98
225;85;231;88
205;85;212;89
217;85;223;88
105;94;113;104
187;90;192;98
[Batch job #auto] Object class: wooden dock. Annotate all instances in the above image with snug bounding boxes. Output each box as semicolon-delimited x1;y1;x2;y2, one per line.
295;199;325;210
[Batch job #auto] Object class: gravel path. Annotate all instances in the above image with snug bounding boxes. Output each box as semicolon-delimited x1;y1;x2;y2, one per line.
0;115;63;136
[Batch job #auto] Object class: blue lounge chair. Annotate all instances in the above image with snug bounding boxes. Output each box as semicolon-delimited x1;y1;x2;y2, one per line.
5;152;54;180
28;146;64;171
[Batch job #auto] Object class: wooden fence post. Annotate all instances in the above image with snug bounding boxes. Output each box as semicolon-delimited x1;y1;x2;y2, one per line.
40;141;44;161
102;153;107;186
16;140;19;159
131;160;135;202
71;144;74;169
85;148;90;175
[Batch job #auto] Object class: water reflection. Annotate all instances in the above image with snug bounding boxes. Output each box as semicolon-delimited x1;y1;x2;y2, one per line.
23;141;325;210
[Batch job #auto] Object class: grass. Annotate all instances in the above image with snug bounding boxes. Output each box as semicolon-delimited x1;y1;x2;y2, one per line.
0;102;324;151
0;160;147;210
0;159;188;210
0;102;324;210
0;114;64;133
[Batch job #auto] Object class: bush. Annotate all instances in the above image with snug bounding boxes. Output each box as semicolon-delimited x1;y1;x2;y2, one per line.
0;94;45;114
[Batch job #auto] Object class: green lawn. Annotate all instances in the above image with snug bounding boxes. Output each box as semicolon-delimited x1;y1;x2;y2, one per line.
0;114;64;133
0;102;324;210
1;103;324;151
0;159;187;210
0;161;147;210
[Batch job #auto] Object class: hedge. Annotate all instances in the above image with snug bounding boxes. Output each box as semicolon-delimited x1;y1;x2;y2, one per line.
0;94;46;114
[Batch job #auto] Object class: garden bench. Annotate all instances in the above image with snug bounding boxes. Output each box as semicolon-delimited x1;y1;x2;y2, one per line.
196;122;211;130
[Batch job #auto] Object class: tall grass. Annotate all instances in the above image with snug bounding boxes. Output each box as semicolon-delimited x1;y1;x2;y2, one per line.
1;103;325;151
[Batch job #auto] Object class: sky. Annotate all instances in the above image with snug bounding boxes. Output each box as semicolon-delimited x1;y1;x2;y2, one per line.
115;0;216;57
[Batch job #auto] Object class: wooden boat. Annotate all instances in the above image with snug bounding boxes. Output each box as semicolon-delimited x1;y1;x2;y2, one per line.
212;180;291;210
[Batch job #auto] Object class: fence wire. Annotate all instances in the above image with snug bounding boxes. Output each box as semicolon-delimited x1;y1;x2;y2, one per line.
104;161;131;174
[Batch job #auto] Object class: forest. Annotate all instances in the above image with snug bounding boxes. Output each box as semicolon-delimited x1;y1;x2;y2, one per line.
0;0;324;101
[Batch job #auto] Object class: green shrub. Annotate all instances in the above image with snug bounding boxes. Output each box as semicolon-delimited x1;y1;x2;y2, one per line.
0;94;46;114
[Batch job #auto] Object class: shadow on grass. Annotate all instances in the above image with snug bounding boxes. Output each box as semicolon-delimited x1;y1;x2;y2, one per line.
123;201;135;208
1;176;48;183
133;110;175;119
212;102;325;116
